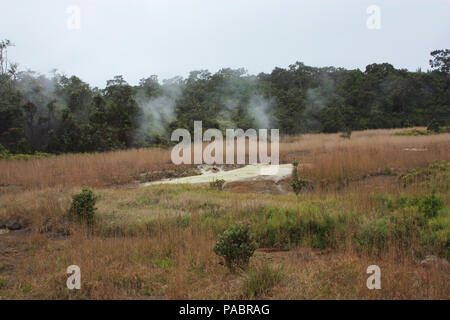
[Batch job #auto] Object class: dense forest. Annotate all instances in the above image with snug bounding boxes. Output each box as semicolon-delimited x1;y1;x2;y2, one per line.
0;42;449;154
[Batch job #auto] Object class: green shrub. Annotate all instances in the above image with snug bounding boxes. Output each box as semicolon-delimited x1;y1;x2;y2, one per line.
242;264;283;299
210;179;225;191
418;189;443;219
68;188;98;224
290;161;311;195
214;224;257;270
290;178;310;195
427;119;440;132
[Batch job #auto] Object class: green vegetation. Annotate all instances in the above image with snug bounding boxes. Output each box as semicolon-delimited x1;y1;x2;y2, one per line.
395;126;450;136
370;191;448;258
200;190;447;256
93;178;448;258
210;179;225;191
290;161;311;195
0;144;52;160
399;161;450;187
418;189;444;219
68;188;98;225
394;128;436;136
213;224;257;270
0;44;449;155
0;276;5;289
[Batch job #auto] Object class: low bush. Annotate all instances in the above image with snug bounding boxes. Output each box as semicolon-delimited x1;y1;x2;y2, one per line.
214;224;257;270
418;189;444;219
68;188;98;225
290;161;311;195
210;179;225;191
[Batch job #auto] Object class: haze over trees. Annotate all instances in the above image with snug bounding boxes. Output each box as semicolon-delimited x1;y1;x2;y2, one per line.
0;43;449;154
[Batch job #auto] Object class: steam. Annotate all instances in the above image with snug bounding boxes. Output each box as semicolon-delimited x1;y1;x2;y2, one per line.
303;73;336;131
219;73;275;130
248;95;275;129
134;79;182;144
15;71;64;149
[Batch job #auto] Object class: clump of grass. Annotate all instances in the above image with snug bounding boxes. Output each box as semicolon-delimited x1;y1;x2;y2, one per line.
242;264;283;299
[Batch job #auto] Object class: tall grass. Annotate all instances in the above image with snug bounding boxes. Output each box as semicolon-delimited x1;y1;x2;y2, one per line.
0;148;172;191
0;128;449;192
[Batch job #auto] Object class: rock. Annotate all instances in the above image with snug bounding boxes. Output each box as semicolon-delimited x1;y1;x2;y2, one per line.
6;219;21;231
420;255;449;267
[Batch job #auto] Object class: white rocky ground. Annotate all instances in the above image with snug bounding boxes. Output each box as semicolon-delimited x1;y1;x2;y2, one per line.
141;164;294;186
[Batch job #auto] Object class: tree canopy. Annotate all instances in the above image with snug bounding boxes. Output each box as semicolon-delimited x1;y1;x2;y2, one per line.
0;42;449;154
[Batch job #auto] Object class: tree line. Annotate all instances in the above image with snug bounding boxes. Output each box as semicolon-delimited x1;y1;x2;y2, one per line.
0;43;449;154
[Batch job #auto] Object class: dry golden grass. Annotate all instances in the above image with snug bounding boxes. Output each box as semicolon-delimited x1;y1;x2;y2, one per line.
0;128;449;192
0;128;449;300
4;222;449;299
280;128;450;184
0;147;172;191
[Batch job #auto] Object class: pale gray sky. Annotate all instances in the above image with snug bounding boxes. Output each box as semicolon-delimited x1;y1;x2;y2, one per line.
1;0;449;88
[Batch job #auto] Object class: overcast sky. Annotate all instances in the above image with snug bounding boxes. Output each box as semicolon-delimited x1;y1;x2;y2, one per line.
1;0;449;88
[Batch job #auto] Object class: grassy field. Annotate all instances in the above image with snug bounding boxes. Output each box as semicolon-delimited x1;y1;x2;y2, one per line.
0;128;449;299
